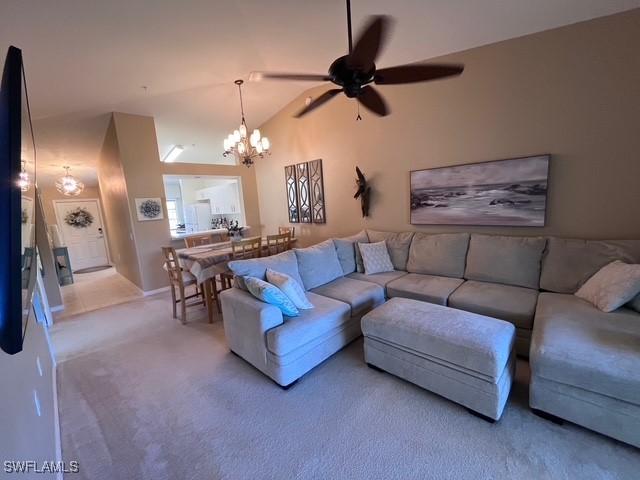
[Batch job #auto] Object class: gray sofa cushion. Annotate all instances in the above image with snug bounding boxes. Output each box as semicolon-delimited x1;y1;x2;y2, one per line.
366;230;414;271
531;293;640;405
266;292;351;357
628;293;640;313
406;233;469;278
540;237;640;293
347;270;408;291
228;250;304;290
311;277;385;317
465;234;546;289
333;239;357;275
387;273;464;306
336;230;369;273
295;239;344;290
448;280;539;330
361;297;515;382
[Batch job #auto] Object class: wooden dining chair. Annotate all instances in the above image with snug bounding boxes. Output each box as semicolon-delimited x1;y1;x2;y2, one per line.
211;232;229;243
184;233;213;248
231;236;263;260
278;226;295;238
162;247;205;324
266;232;292;256
220;236;263;289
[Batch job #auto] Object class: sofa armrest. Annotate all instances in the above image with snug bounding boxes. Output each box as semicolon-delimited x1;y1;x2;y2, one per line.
220;287;284;372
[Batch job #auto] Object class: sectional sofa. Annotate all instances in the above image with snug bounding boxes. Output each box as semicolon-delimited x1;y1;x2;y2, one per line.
220;231;640;447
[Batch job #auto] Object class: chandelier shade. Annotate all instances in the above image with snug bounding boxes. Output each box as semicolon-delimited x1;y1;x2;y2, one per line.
55;166;84;196
223;80;271;167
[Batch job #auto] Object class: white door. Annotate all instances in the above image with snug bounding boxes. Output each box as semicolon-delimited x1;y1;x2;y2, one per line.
54;199;109;271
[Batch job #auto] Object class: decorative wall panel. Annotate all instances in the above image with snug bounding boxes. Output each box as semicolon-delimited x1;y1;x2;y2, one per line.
308;159;326;223
296;162;311;223
284;159;326;224
284;165;299;223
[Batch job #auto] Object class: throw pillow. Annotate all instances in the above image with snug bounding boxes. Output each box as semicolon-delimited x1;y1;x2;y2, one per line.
244;276;299;317
575;260;640;312
266;268;314;310
359;241;394;275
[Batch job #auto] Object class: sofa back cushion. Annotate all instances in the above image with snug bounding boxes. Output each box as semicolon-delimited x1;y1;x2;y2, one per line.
295;239;344;290
366;230;414;271
333;230;369;274
540;237;640;293
229;250;304;290
465;234;546;289
406;233;469;278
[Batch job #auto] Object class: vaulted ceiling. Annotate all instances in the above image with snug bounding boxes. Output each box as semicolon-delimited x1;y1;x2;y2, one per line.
2;0;639;185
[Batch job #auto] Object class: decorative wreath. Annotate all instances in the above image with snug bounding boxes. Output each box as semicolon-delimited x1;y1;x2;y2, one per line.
65;207;94;228
139;199;162;219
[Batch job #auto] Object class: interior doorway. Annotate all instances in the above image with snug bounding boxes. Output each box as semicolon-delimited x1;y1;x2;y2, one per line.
53;198;109;272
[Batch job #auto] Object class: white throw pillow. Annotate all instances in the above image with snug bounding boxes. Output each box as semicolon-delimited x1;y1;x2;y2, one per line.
358;241;394;275
575;260;640;312
266;268;314;310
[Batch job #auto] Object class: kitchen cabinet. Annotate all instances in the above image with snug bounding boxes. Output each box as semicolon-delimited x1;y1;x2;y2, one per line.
195;183;242;215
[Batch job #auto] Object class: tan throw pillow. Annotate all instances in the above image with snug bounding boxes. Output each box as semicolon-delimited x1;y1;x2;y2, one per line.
575;260;640;312
358;241;394;275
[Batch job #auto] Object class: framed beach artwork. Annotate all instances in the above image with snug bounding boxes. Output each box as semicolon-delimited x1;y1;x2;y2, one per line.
410;155;550;227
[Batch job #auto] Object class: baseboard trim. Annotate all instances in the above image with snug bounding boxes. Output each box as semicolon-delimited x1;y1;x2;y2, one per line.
143;286;170;297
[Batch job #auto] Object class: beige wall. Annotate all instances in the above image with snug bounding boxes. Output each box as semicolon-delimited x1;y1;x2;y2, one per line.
1;312;59;475
97;112;262;292
98;118;143;288
256;10;640;246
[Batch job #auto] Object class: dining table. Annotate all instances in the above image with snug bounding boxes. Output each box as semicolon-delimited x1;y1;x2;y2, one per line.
175;236;298;321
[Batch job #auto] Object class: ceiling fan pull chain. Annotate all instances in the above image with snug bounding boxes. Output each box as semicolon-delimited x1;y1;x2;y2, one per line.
356;102;362;121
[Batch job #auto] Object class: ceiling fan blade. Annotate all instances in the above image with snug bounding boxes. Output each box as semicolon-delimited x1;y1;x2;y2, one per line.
357;86;389;117
347;15;392;71
249;71;331;82
374;63;464;85
294;88;342;118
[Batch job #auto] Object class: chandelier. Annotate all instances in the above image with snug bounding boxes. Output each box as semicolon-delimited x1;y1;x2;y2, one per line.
18;160;31;192
55;166;84;196
223;79;271;167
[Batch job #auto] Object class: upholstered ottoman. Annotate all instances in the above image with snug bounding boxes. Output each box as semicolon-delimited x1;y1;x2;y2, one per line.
361;297;516;421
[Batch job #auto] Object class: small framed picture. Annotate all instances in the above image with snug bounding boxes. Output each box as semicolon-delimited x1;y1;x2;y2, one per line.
135;198;164;221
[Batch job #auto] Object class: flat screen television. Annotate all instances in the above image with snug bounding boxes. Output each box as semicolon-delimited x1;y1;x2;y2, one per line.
0;46;37;355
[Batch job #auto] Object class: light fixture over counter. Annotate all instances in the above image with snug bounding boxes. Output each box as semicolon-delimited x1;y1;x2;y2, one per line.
162;145;184;163
223;79;271;167
55;166;84;196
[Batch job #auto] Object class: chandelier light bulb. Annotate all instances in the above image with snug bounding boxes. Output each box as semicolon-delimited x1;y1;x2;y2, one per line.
252;129;261;141
237;142;245;154
255;142;263;154
239;124;247;138
261;137;270;151
233;130;241;143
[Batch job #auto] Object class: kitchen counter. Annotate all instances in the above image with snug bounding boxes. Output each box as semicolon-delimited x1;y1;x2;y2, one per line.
170;227;251;240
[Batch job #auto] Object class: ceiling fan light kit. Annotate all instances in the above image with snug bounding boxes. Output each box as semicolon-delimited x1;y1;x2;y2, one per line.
223;79;271;168
251;0;464;119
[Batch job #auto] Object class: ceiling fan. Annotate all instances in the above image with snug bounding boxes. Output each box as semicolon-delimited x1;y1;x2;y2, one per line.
250;0;464;118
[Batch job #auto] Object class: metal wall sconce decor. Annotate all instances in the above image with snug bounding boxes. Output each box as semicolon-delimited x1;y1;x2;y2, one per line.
284;159;326;224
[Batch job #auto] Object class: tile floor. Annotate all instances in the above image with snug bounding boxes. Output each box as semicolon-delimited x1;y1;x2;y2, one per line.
53;267;143;321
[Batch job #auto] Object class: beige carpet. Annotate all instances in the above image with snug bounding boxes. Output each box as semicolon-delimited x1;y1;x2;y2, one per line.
55;294;640;480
